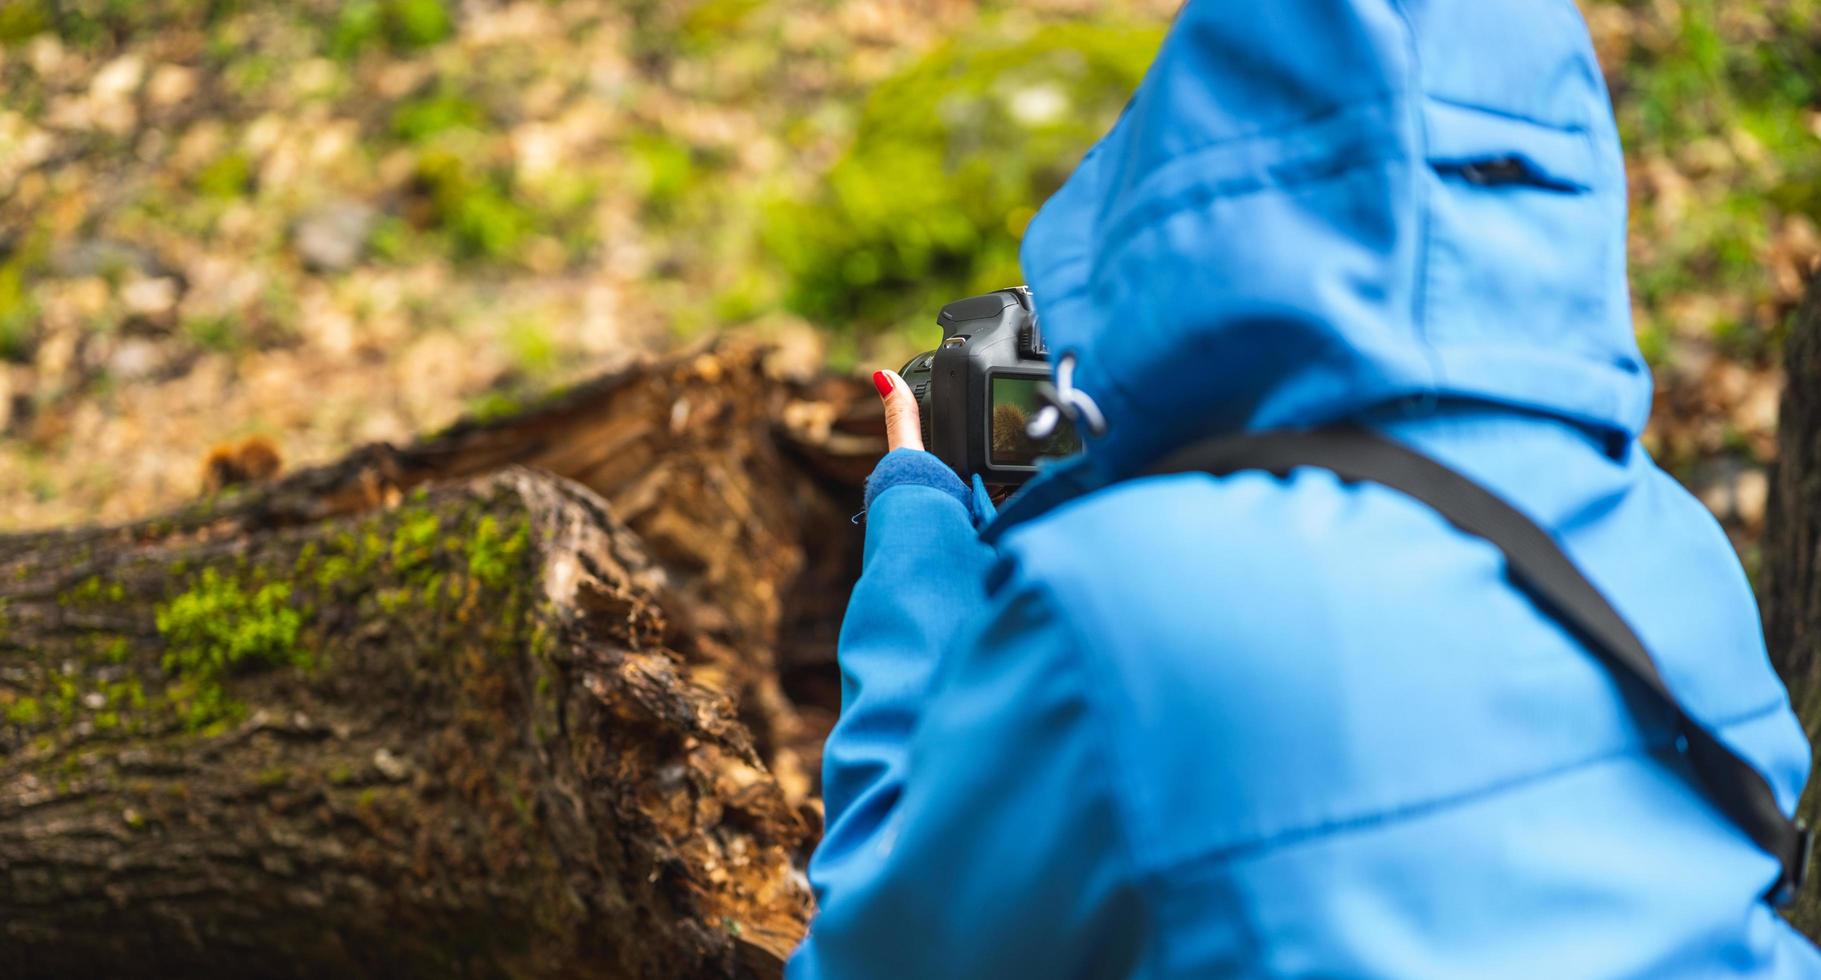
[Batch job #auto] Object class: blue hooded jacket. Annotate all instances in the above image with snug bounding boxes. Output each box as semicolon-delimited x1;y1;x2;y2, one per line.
788;1;1819;975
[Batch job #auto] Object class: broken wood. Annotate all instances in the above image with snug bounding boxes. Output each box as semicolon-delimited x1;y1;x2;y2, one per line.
0;343;884;977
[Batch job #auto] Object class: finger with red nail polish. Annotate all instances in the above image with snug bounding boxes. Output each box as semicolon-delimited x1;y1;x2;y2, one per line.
873;369;924;453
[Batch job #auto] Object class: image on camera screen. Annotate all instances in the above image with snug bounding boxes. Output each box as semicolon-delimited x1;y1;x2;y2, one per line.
990;376;1083;467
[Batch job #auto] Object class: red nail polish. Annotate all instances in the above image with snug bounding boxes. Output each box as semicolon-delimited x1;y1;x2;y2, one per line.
872;371;893;399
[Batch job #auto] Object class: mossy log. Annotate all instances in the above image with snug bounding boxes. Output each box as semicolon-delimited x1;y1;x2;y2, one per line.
1764;276;1821;935
0;344;883;977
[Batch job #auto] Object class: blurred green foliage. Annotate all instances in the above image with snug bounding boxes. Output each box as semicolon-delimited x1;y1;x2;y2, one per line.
390;88;485;143
0;0;247;49
411;150;537;262
0;0;1814;530
763;21;1163;335
0;227;49;364
625;0;767;59
0;0;1814;401
504;316;557;375
1601;0;1821;362
0;260;38;363
0;2;52;44
193;151;253;199
327;0;451;58
183;315;240;353
628;133;706;224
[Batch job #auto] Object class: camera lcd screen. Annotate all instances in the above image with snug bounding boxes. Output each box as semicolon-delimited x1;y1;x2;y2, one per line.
990;376;1082;466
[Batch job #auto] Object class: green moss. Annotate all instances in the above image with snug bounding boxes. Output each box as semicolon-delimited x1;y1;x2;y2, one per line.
155;567;310;729
256;766;291;789
375;586;414;615
157;568;307;677
5;697;41;726
467;513;530;589
164;677;243;731
101;636;132;663
314;554;356;590
52;673;78;715
464;390;527;424
62;575;125;605
391;508;442;571
105;677;146;711
342;528;390;575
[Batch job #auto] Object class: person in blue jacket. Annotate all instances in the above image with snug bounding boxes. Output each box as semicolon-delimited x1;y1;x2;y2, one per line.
787;1;1819;976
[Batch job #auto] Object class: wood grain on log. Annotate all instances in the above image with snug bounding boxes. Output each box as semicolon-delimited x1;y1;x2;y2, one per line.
0;344;883;977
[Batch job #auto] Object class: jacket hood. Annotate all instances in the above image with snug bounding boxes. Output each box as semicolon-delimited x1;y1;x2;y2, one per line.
1020;0;1646;480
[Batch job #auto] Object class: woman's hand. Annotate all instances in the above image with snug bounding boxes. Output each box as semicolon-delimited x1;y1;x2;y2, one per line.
872;368;1014;505
873;370;924;453
864;367;1012;511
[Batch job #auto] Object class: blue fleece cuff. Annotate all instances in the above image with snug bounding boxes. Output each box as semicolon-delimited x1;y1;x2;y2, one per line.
865;449;969;512
970;474;998;525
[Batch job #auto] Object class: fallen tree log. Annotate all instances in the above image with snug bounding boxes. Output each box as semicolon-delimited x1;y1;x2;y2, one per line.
0;344;883;977
1764;275;1821;934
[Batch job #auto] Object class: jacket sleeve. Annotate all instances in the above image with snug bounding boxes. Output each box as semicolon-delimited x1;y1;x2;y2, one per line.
791;500;1145;978
810;450;993;895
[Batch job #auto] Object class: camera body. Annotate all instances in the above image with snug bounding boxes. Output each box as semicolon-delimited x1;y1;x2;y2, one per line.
899;286;1080;486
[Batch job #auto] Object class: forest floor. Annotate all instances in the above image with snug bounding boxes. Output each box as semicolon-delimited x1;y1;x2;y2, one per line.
0;0;1816;570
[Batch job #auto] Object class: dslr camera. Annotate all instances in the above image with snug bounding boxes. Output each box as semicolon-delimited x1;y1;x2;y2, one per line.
899;286;1081;486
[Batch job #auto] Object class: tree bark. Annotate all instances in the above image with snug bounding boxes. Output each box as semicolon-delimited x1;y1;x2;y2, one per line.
0;344;883;977
1764;275;1821;934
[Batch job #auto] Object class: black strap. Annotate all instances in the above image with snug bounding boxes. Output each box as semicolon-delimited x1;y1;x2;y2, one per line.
1141;425;1810;907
